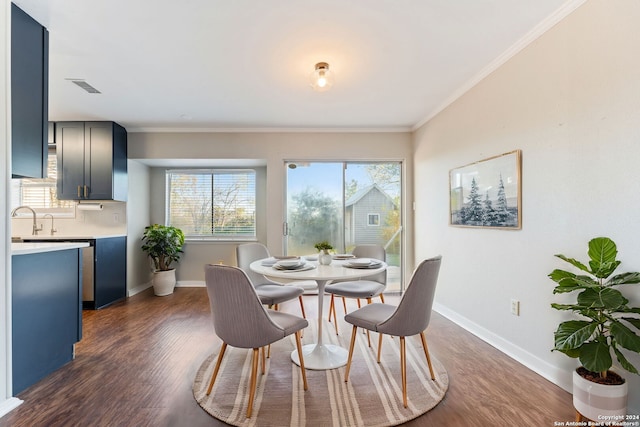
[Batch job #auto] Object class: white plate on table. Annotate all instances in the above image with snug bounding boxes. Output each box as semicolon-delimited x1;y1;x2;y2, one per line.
275;258;303;268
272;263;315;272
344;259;383;269
349;258;373;266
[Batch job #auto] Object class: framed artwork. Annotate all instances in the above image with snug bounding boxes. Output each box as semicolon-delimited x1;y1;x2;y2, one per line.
449;150;522;229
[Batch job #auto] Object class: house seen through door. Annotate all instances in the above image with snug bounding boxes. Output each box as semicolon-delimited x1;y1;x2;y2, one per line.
284;161;403;292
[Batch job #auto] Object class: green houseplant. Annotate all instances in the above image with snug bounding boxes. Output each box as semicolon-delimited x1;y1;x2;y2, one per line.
141;224;185;296
314;241;334;265
314;241;333;253
549;236;640;419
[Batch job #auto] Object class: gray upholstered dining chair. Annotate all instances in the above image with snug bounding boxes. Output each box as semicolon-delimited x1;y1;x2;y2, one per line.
203;264;309;418
343;255;442;408
236;243;307;319
325;244;386;335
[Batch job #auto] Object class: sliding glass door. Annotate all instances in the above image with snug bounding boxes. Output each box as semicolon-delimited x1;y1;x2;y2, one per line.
285;161;403;291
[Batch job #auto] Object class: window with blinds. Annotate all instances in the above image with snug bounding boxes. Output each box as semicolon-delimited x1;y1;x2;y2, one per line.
166;169;256;239
11;148;75;215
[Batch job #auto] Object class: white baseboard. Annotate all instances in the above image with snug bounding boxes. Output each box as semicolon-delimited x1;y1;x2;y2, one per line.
128;281;152;297
176;280;205;287
128;280;205;297
432;302;572;393
0;397;23;418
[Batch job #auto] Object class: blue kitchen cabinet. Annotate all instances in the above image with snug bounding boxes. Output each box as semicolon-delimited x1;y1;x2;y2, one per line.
12;248;82;394
56;121;128;201
11;3;48;179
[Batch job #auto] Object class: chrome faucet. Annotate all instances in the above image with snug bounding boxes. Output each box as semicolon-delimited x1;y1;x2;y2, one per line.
10;205;43;235
43;213;57;235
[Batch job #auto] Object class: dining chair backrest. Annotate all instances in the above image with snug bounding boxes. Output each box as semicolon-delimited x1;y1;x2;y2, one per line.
352;244;386;285
204;264;286;349
377;256;442;337
236;242;273;288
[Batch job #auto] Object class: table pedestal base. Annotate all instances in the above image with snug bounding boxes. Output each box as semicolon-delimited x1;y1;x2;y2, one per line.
291;343;348;370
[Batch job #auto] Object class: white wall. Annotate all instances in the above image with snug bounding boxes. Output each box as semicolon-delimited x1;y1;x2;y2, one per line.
126;160;151;295
1;0;23;414
413;0;640;413
129;131;414;286
0;0;9;409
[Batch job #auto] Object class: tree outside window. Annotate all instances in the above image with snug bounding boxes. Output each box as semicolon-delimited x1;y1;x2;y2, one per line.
166;169;256;239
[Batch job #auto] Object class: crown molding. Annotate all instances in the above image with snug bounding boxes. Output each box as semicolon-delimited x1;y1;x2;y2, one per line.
127;126;412;134
411;0;588;132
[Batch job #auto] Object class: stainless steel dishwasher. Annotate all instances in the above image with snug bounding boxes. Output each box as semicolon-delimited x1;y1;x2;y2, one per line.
81;244;95;303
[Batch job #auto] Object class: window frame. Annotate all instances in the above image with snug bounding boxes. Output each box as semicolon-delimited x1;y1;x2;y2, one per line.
165;168;257;242
367;213;380;226
11;146;76;218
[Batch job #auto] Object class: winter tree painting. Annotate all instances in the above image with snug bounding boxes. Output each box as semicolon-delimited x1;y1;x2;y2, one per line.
449;150;521;229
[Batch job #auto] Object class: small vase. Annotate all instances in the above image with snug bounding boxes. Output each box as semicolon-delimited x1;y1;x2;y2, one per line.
319;251;332;265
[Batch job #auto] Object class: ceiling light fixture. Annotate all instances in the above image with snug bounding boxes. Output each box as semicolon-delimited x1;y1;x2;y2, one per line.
309;62;334;92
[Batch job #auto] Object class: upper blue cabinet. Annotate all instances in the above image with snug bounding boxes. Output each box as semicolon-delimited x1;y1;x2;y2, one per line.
11;3;49;179
56;121;128;201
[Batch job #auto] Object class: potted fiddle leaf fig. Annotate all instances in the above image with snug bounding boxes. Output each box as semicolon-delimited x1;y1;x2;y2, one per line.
549;237;640;420
141;224;185;296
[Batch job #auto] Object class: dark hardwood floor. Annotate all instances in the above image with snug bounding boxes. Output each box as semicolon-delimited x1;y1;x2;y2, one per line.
0;288;574;426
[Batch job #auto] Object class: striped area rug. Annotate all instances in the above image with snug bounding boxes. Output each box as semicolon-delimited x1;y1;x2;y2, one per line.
193;319;448;426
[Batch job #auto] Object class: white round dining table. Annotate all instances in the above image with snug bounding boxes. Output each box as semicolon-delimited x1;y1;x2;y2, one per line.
250;258;387;370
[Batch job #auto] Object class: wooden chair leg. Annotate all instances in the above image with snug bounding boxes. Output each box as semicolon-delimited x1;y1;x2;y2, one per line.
576;410;583;422
344;325;358;382
356;299;361;308
400;336;407;408
332;299;339;334
366;299;372;346
298;295;306;319
419;332;435;380
377;333;383;363
260;347;266;375
379;294;385;303
342;296;347;313
206;342;227;395
328;295;334;322
294;331;308;390
246;348;259;418
328;295;339;334
267;344;271;358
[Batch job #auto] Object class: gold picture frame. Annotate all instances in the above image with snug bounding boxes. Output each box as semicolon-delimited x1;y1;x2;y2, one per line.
449;150;522;229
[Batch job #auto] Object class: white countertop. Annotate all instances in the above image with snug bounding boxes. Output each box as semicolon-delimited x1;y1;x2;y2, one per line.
12;242;90;256
16;234;126;240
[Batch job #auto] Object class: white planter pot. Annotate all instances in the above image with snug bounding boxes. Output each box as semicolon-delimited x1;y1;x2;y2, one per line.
573;368;628;421
153;269;176;296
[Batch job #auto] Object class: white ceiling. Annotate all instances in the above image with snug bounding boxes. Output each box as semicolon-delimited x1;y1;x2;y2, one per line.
13;0;578;132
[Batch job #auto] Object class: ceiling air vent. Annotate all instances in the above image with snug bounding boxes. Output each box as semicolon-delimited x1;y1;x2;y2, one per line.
67;79;101;94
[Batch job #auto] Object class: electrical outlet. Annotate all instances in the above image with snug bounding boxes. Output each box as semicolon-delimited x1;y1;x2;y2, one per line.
510;299;520;316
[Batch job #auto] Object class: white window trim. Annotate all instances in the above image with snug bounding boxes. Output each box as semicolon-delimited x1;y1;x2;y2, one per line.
367;213;380;226
166;169;257;241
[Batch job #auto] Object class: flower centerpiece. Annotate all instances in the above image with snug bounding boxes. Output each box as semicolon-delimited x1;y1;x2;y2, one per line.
314;241;334;265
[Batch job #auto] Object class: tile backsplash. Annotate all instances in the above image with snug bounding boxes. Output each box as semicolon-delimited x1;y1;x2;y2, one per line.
11;202;127;237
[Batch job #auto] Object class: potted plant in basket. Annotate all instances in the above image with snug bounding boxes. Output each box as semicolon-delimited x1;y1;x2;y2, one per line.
141;224;185;296
549;237;640;421
314;241;334;265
